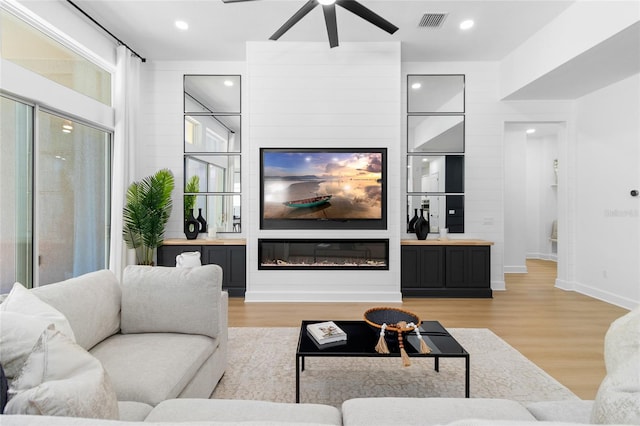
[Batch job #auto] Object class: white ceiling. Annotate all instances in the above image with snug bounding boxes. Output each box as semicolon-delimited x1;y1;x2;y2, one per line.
68;0;576;62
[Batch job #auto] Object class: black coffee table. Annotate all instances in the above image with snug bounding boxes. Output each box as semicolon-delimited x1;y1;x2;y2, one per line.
296;320;469;403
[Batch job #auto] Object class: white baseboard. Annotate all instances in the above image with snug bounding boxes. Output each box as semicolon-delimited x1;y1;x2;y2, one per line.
491;280;506;291
555;279;637;310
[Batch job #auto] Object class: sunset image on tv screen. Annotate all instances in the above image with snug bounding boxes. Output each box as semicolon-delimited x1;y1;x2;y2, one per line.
262;151;383;220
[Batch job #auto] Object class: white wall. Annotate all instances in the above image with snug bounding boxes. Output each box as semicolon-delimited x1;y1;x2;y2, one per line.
245;42;401;302
564;73;640;308
504;127;528;273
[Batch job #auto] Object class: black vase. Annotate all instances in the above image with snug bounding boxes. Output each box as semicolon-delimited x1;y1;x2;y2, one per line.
408;208;419;232
414;209;429;240
184;209;199;240
196;208;207;233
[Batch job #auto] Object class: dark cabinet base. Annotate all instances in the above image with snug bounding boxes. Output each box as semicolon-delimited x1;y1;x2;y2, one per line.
157;244;246;297
401;244;492;298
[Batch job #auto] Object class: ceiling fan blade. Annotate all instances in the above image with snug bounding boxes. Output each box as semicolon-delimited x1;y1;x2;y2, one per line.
322;4;339;48
269;0;318;41
337;0;398;35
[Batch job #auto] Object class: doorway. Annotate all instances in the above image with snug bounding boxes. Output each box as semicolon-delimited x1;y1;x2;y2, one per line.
504;122;564;277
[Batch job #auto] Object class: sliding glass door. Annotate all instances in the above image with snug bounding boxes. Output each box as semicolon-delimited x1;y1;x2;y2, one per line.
0;96;33;293
0;96;111;291
37;111;111;285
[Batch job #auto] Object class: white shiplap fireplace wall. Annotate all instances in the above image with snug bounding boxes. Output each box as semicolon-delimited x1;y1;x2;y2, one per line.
245;42;402;302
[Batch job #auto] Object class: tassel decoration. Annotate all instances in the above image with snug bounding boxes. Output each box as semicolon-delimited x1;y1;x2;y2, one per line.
409;322;431;354
397;321;411;367
375;323;390;354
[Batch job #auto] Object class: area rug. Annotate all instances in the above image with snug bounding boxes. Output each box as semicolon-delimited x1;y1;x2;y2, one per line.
212;327;578;407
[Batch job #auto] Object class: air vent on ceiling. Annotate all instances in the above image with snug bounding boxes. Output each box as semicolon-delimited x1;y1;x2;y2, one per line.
419;13;447;28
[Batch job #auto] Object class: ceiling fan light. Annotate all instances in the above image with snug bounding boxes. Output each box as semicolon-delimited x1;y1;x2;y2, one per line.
318;0;336;5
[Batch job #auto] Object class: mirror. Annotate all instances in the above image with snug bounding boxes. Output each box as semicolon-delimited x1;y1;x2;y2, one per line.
184;195;241;233
407;155;464;193
184;115;240;153
407;74;464;113
408;115;464;153
184;75;242;233
407;195;464;234
185;155;241;193
184;75;240;113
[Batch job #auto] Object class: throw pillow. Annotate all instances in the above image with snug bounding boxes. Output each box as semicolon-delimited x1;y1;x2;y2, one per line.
591;307;640;424
4;327;119;419
0;311;54;379
0;282;76;342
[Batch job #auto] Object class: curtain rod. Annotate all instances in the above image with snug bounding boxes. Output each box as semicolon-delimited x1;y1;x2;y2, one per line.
66;0;146;63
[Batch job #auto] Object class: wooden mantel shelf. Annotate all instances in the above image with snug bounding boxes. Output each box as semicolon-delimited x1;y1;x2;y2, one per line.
401;239;494;246
162;238;246;246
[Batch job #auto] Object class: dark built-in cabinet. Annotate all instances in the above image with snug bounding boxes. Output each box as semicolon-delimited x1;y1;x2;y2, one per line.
401;241;492;298
157;239;246;297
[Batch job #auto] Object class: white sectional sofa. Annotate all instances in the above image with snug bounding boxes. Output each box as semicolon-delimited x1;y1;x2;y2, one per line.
1;266;638;426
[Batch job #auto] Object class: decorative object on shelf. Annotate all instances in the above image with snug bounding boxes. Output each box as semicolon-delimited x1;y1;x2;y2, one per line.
196;208;207;233
553;159;558;185
306;321;347;345
414;209;429;240
175;251;201;268
364;307;430;367
439;228;449;241
122;168;175;265
207;227;217;240
408;208;419;232
184;209;199;240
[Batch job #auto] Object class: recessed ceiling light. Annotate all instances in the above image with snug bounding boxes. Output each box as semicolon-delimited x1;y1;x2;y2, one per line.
223;80;234;87
460;19;474;30
175;20;189;31
318;0;336;5
411;82;422;90
526;128;536;134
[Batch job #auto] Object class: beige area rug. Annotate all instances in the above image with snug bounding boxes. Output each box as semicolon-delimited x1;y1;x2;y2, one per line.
212;327;578;407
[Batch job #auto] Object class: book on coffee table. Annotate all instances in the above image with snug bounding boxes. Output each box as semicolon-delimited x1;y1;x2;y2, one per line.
306;321;347;345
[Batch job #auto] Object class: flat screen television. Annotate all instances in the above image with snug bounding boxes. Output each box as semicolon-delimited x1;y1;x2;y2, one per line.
260;148;387;230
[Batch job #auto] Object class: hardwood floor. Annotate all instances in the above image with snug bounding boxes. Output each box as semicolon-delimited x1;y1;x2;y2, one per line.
228;259;628;399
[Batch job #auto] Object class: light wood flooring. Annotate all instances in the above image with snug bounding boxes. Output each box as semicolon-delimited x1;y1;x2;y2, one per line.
228;259;628;399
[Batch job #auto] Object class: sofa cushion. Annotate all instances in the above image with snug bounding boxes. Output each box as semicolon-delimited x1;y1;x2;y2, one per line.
118;401;154;421
591;307;640;424
121;265;222;339
1;415;338;426
341;397;536;426
526;400;594;423
4;327;119;419
1;282;76;343
145;398;341;425
90;333;217;406
29;269;121;350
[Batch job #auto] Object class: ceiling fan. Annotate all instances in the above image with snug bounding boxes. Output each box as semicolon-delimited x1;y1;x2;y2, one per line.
221;0;399;48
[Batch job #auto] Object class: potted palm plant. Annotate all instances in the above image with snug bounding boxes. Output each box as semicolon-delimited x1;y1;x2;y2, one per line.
122;168;175;265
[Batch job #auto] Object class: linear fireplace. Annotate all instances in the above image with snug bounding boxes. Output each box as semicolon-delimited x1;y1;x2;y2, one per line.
258;239;389;270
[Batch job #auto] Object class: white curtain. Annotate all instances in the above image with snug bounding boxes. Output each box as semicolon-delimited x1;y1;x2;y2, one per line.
109;45;140;280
